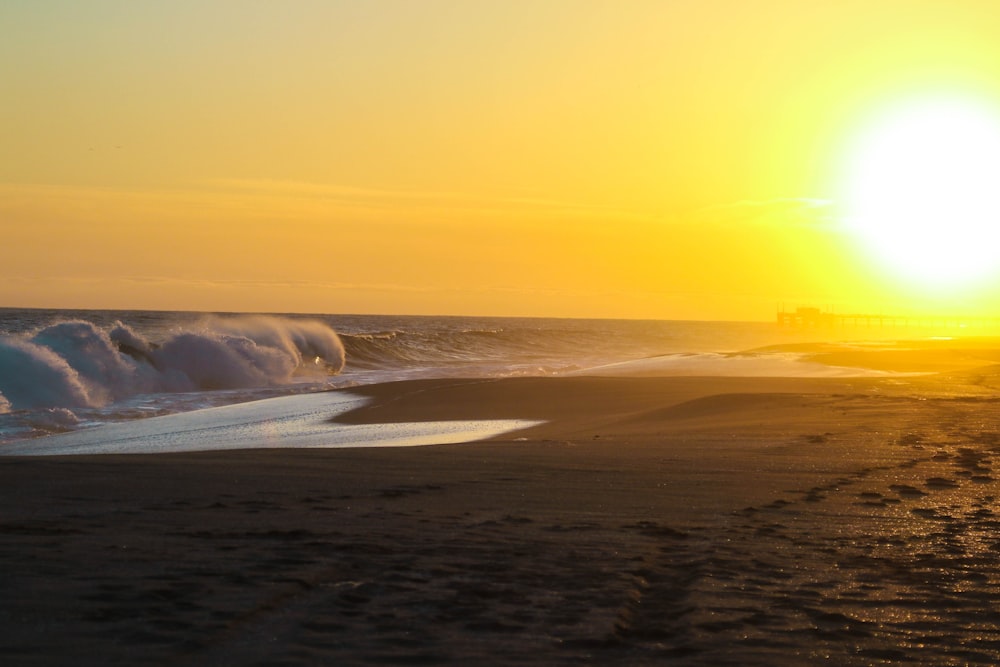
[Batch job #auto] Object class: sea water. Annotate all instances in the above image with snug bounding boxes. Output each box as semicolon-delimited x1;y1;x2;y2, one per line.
0;308;923;452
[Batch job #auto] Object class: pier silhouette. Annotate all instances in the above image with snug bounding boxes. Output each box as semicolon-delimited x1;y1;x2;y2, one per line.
777;307;1000;330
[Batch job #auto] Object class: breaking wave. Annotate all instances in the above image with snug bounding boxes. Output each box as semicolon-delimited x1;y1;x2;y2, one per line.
1;309;833;444
0;315;345;415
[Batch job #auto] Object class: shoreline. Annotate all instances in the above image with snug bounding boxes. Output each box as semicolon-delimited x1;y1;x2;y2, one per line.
3;365;1000;664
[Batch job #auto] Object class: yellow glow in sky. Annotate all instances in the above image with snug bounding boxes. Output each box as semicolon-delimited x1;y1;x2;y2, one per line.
4;1;1000;319
840;94;1000;290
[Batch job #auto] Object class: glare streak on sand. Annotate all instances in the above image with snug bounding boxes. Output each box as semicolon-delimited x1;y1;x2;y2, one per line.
576;351;914;378
0;392;542;456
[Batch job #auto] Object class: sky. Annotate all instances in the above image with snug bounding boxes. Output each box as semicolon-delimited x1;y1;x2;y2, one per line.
4;0;1000;320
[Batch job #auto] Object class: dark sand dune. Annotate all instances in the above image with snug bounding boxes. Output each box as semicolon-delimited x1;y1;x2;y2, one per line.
3;368;1000;664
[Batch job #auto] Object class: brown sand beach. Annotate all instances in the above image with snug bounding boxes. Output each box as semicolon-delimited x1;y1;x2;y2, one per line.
3;352;1000;665
12;2;1000;664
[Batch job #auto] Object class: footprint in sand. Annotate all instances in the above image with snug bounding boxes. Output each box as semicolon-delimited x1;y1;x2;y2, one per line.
889;484;927;498
925;477;960;490
803;489;826;502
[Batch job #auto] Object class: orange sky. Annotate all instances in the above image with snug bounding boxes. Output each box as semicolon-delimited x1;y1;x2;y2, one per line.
4;1;1000;320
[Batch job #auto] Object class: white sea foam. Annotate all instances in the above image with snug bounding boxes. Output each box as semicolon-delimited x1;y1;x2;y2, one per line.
0;392;541;456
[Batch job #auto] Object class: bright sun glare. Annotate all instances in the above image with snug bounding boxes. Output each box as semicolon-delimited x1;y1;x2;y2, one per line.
841;96;1000;290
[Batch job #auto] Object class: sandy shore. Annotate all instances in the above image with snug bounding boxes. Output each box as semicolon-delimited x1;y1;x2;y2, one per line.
3;363;1000;665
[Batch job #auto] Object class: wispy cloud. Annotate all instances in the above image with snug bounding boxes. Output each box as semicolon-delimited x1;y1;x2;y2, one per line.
694;197;837;227
0;179;651;230
204;178;649;221
206;178;472;203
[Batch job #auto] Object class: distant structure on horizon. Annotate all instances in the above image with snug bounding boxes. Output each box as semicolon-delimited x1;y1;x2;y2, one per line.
776;306;1000;330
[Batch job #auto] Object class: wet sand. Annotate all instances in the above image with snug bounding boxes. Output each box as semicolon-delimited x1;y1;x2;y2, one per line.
3;363;1000;665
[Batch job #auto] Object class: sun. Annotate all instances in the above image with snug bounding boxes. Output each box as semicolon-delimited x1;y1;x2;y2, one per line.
840;95;1000;290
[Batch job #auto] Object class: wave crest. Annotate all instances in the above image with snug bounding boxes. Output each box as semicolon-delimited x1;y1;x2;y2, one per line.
0;315;345;411
0;336;96;409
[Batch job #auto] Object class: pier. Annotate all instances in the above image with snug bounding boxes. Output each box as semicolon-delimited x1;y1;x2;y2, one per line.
777;307;1000;330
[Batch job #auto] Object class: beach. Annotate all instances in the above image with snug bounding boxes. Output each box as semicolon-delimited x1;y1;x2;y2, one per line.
4;356;1000;665
9;1;1000;663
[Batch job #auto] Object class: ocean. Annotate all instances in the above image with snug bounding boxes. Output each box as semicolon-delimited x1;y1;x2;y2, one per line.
0;308;921;451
